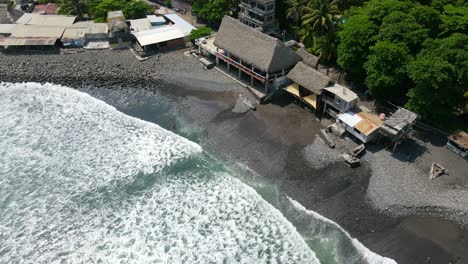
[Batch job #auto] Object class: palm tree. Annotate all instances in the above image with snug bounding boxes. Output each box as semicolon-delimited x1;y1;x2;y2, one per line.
286;0;308;27
302;0;340;36
58;0;88;20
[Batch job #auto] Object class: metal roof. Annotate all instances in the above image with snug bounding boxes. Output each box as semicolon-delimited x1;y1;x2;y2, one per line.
130;18;151;32
338;112;362;128
86;23;108;34
164;14;195;35
147;15;165;24
323;84;358;103
0;37;57;46
62;27;86;39
0;23;16;34
132;25;185;46
11;24;65;38
15;13;76;26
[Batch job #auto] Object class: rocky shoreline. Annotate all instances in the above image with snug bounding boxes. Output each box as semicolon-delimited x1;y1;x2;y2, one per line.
1;49;467;263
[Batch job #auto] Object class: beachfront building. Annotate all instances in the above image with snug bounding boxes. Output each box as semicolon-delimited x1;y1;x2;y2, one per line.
0;14;75;52
321;83;358;117
84;23;109;49
285;61;331;112
107;11;130;49
129;14;195;55
213;16;300;99
336;111;383;143
446;131;468;159
380;107;417;149
295;48;319;70
239;0;275;31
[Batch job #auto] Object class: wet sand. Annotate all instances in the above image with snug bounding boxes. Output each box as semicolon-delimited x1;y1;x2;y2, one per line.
1;49;467;263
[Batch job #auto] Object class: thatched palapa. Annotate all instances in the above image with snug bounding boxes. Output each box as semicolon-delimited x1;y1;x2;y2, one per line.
214;16;300;73
296;48;319;69
287;62;331;94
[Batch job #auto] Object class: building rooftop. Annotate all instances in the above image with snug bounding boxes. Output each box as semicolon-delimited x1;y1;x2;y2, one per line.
0;37;57;46
338;111;382;136
448;131;468;150
132;25;185;46
107;10;124;20
296;48;319;69
0;23;16;34
164;14;195;35
11;24;65;38
32;3;58;15
287;62;331;94
323;83;358;103
15;13;76;26
130;18;151;32
214;16;300;73
384;108;418;131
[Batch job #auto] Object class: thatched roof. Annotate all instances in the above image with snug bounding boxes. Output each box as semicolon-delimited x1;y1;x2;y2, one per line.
214;16;300;73
287;62;331;94
296;48;319;69
0;4;24;24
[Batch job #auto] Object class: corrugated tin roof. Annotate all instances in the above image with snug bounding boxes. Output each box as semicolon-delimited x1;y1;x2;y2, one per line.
86;23;108;34
147;15;165;24
132;25;185;46
0;23;16;34
15;14;76;26
130;18;151;32
323;84;358;103
338;112;362;127
62;27;86;39
107;10;124;20
11;24;65;38
164;14;195;35
0;37;57;46
67;21;93;28
32;3;58;15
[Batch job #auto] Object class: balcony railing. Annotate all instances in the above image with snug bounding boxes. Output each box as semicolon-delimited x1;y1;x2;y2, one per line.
215;52;266;82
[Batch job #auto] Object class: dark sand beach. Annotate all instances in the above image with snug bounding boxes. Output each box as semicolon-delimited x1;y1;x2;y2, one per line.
1;49;467;263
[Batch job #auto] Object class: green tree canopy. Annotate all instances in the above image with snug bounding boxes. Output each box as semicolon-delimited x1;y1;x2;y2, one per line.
337;13;377;82
364;41;410;101
378;11;428;51
90;0;152;22
302;0;340;35
406;33;468;121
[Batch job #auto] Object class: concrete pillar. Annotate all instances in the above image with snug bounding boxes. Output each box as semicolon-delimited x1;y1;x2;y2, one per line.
227;52;230;72
264;73;269;94
216;56;219;66
239;59;242;79
250;65;254;86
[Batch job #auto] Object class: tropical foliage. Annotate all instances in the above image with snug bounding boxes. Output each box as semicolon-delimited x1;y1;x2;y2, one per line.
188;26;212;42
336;0;467;123
57;0;152;22
192;0;239;26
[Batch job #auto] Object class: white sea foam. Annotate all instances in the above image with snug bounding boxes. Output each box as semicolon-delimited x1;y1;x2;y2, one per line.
287;198;397;264
0;82;319;263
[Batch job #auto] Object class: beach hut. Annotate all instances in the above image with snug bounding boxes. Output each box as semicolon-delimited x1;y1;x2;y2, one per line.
213;16;300;98
321;84;358;117
446;131;468;159
295;48;319;69
336;111;383;143
380;107;417;150
107;10;130;49
285;61;331;111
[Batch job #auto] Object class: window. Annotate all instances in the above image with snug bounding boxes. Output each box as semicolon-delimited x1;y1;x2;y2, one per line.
257;3;265;10
267;4;274;10
266;16;273;22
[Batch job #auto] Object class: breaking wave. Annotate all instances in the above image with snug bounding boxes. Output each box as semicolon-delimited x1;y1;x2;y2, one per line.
0;82;395;264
